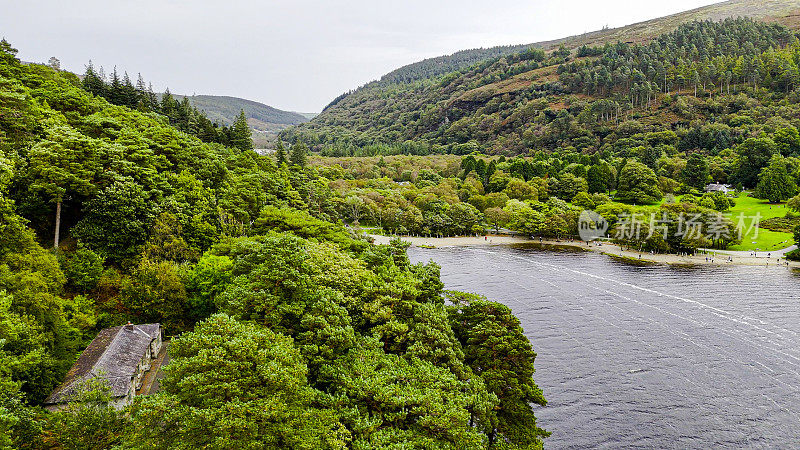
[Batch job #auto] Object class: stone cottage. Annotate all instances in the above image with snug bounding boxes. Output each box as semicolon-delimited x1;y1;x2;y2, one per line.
44;323;162;411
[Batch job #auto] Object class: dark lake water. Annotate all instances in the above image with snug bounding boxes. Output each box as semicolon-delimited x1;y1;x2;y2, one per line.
408;244;800;449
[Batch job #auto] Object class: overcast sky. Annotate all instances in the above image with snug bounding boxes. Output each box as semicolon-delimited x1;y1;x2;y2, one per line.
1;0;721;112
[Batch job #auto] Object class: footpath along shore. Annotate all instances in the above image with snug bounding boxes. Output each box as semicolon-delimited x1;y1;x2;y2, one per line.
368;234;800;269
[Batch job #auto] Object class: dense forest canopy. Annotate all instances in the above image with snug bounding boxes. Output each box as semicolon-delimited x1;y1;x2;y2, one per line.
0;38;547;449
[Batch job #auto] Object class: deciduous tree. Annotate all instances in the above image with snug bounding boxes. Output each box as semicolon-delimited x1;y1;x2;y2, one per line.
755;154;797;202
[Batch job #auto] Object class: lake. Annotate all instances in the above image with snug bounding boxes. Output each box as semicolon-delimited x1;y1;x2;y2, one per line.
408;244;800;449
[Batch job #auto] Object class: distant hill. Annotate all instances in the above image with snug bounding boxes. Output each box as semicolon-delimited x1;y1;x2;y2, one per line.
295;112;319;120
373;0;800;86
171;94;309;133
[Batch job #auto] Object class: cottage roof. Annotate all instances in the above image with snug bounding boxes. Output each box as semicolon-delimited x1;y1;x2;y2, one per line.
45;323;160;405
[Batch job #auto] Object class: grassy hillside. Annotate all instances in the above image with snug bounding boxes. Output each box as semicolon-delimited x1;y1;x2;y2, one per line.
173;94;309;132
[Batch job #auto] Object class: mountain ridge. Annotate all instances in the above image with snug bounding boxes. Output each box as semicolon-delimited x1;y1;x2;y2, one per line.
375;0;800;87
171;93;309;133
286;4;800;156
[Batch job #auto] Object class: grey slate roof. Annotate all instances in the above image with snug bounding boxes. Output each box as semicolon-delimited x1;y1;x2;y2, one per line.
45;323;160;405
705;183;733;191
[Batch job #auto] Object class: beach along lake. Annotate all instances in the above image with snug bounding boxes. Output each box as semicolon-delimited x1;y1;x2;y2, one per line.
408;244;800;448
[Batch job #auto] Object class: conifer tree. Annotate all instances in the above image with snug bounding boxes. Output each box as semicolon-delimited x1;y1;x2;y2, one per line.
485;159;497;185
275;141;288;165
134;73;149;110
28;126;102;248
230;110;253;151
135;73;147;95
447;295;548;448
195;113;220;143
682;152;711;188
121;72;138;108
289;142;308;167
109;67;123;105
176;97;192;132
145;82;159;111
82;61;106;97
755;155;797;202
160;88;178;125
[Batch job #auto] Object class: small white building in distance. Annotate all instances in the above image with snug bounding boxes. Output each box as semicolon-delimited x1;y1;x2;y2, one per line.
704;183;734;194
44;323;162;411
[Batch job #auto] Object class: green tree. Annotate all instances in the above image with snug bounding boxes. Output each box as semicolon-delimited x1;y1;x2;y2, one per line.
503;178;537;201
0;289;54;416
447;202;482;235
126;314;348;449
587;164;613;193
571;191;595;210
774;126;800;156
485;160;497;185
60;245;104;293
184;254;233;322
755;155;797;203
320;338;493;449
42;378;126;450
121;258;188;331
616;161;662;204
474;159;487;180
230;109;253;151
733;137;778;188
638;146;662;171
551;173;588;201
81;61;105;97
72;181;155;263
787;193;800;212
275;141;288;165
503;200;545;235
160;88;178;123
449;296;548;449
484;207;509;234
27;125;103;248
142;212;198;263
251;206;356;249
290;142;308;167
681;152;710;189
0;195;77;405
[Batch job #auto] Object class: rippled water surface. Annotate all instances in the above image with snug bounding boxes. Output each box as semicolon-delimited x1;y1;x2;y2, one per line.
408;244;800;449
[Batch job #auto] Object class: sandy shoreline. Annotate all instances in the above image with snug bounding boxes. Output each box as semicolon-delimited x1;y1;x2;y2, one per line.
368;234;800;269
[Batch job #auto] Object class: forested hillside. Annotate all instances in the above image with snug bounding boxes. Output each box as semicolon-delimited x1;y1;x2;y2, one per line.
171;94;309;132
286;18;800;157
376;44;535;86
0;39;547;449
362;0;800;88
